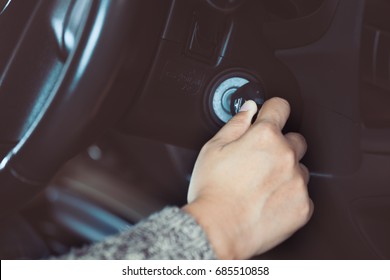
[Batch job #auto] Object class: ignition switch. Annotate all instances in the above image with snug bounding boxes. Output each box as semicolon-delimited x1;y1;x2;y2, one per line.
209;74;266;124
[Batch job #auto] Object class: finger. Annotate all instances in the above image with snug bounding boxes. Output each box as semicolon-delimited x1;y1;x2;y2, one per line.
285;132;307;161
299;163;310;185
300;164;313;222
211;100;258;145
254;97;290;131
307;198;315;221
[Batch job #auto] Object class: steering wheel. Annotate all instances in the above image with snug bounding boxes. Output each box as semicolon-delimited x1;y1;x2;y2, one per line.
0;0;169;216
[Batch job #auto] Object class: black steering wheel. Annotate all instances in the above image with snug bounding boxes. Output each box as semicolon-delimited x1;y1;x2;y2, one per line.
0;0;169;216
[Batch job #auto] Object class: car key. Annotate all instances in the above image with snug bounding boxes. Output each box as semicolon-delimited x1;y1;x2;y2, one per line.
230;82;266;116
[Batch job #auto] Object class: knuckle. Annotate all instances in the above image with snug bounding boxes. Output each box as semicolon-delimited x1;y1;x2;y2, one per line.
255;121;279;139
294;174;307;190
282;148;296;166
297;133;307;146
300;163;310;179
298;198;313;222
290;132;307;146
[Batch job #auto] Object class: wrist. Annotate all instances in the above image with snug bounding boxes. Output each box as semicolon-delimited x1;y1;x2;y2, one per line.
182;200;238;260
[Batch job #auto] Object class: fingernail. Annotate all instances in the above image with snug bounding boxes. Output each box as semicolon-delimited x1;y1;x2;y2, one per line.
239;100;255;112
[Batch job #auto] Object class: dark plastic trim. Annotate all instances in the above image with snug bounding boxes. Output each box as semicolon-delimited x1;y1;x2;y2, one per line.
263;0;340;49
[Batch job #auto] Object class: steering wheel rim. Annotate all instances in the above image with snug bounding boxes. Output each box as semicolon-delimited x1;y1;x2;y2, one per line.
0;0;145;216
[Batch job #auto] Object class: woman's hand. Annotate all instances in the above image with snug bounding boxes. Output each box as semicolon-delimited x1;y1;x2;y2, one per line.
183;98;313;260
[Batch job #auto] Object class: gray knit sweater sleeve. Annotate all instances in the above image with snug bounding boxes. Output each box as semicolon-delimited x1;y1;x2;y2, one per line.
55;207;217;260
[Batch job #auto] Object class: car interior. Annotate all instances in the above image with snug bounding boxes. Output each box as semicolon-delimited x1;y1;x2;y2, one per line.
0;0;390;259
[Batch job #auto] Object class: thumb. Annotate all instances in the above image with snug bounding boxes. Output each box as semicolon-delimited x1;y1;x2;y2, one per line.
212;100;258;145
